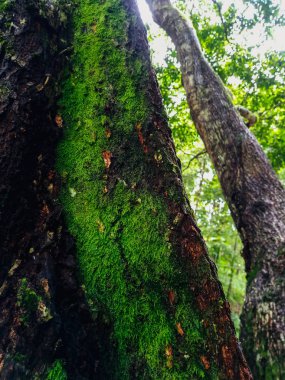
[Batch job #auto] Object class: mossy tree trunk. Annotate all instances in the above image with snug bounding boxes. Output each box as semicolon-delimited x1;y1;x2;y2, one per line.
1;0;252;378
146;1;285;379
0;1;99;379
56;0;252;378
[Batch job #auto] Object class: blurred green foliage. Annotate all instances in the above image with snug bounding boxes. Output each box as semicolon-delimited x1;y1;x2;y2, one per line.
146;0;285;333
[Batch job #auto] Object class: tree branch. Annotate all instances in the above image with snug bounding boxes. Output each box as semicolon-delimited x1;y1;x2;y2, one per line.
182;150;207;172
211;0;230;42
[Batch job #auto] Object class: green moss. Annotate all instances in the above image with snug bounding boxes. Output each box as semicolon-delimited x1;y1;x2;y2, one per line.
46;360;67;380
0;0;10;13
0;82;10;101
13;352;27;363
17;278;41;324
56;0;217;378
17;278;52;325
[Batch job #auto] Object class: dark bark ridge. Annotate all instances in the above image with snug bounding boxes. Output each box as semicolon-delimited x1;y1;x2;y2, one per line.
56;0;252;378
146;1;285;378
0;1;99;378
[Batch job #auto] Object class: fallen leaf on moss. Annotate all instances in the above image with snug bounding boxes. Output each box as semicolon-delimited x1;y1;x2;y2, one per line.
102;151;112;169
176;322;184;336
165;344;173;357
165;344;173;369
200;355;210;370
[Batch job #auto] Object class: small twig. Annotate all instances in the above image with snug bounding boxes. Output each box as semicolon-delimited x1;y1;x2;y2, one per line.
179;149;195;156
36;74;51;92
58;46;73;56
211;0;230;42
189;3;195;17
182;150;207;172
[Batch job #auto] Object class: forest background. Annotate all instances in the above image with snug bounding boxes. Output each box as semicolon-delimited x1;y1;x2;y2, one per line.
139;0;285;332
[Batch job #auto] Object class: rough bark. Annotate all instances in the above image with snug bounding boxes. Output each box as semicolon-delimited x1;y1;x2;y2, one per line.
0;1;99;378
56;0;252;378
146;1;285;378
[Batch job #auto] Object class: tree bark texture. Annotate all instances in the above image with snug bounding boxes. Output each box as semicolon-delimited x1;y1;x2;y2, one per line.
146;1;285;379
56;0;252;378
0;1;99;378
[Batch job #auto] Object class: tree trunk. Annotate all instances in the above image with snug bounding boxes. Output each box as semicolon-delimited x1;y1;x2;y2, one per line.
146;1;285;378
0;0;253;378
0;1;99;378
56;0;252;378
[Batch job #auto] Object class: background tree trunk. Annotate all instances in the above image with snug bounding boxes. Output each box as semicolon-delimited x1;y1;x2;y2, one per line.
146;1;285;378
56;0;252;378
0;2;99;378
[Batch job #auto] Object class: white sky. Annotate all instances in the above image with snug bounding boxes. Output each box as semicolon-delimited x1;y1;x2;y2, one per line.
138;0;285;65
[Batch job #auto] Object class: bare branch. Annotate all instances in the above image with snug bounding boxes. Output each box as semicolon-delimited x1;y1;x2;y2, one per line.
182;150;207;172
211;0;230;42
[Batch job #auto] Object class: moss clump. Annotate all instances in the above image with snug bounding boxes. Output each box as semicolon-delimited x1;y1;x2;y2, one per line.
13;352;27;363
17;278;41;324
0;0;10;14
57;0;217;378
17;278;52;325
0;82;10;101
46;360;67;380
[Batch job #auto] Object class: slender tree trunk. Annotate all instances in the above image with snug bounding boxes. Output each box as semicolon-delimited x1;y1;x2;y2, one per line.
0;2;99;378
56;0;252;378
146;1;285;378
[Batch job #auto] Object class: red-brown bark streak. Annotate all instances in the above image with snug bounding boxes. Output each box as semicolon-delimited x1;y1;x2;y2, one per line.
165;206;252;379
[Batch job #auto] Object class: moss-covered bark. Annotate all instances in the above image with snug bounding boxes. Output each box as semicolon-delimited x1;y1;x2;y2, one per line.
57;0;252;379
0;1;99;378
